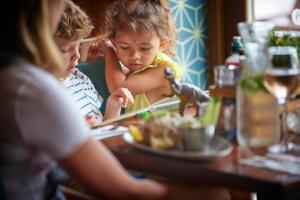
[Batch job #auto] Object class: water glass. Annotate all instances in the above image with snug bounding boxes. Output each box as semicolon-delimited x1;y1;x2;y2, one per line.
236;86;280;153
214;65;240;87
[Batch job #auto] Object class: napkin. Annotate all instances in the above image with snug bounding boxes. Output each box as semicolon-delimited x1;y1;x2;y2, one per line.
240;153;300;175
91;125;128;140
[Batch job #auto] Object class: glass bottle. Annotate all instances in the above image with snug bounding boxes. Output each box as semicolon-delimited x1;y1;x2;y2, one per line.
225;36;243;67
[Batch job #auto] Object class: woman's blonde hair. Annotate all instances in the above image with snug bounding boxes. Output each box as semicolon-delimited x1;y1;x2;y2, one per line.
0;0;65;77
55;0;94;41
104;0;178;57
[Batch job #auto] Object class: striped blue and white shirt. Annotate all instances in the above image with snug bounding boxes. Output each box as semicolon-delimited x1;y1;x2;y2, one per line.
62;68;103;125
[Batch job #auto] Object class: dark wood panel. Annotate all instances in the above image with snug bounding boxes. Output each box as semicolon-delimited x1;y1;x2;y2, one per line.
206;0;225;85
223;0;247;58
72;0;114;36
206;0;247;85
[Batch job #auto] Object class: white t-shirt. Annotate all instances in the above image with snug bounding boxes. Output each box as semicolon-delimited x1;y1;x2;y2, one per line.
62;68;103;125
0;59;89;200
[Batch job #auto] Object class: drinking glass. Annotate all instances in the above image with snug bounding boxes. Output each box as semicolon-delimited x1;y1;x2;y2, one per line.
237;22;281;153
264;46;300;153
214;65;240;87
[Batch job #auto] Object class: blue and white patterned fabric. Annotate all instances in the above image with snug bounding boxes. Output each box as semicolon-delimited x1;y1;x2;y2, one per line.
169;0;207;89
62;68;103;124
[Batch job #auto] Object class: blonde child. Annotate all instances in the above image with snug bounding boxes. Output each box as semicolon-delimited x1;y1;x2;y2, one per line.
100;0;182;113
55;0;133;126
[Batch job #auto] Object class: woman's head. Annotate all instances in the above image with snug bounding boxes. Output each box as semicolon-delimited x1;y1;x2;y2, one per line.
104;0;177;70
54;0;94;76
0;0;65;77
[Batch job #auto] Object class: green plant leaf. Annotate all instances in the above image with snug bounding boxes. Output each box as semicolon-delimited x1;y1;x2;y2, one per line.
239;74;268;94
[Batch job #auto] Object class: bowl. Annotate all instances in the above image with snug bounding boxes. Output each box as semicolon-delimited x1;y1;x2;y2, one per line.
179;126;213;151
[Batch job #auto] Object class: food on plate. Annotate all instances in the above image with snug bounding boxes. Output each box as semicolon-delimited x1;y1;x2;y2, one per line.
128;103;219;152
129;111;186;150
128;125;143;142
140;114;183;150
129;111;184;150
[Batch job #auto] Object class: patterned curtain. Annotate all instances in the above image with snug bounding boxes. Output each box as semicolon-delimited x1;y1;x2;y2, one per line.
169;0;207;89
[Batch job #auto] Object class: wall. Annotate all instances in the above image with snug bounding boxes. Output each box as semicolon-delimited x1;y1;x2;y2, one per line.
169;0;208;89
72;0;112;36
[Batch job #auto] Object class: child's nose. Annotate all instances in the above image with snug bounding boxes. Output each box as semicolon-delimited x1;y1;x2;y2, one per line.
72;48;80;61
130;50;141;59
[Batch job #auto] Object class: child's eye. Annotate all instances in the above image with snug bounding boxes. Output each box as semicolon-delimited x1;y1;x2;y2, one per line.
60;49;69;54
140;47;152;51
120;46;130;50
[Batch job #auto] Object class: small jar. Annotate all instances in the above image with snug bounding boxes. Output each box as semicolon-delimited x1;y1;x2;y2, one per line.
179;127;205;151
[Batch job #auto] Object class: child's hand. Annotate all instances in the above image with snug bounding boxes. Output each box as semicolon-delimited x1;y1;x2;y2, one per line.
108;87;134;109
86;42;103;61
86;39;115;61
85;114;97;127
104;88;134;120
98;39;115;56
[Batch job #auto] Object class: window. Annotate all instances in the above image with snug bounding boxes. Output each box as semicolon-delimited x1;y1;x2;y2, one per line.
254;0;300;31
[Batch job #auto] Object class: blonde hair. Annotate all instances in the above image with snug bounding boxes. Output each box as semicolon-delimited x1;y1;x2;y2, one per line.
3;0;65;77
55;0;94;41
104;0;178;57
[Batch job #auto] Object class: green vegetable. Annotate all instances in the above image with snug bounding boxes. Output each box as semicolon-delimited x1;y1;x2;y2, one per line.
179;116;201;129
149;109;171;119
199;97;222;127
140;111;149;121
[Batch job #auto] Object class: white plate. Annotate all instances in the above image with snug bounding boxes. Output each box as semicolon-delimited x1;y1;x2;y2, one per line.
123;132;233;161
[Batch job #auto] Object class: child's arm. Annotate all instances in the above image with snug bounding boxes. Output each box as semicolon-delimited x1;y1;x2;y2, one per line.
102;44;125;93
103;87;134;120
102;44;169;96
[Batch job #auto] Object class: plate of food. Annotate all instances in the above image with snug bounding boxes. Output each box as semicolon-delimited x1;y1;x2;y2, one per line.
123;111;233;161
123;133;232;161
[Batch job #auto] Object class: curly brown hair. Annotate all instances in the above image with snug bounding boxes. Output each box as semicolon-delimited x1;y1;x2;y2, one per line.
104;0;178;57
55;0;94;41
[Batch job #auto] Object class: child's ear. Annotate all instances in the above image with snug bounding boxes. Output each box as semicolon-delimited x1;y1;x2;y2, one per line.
159;39;169;51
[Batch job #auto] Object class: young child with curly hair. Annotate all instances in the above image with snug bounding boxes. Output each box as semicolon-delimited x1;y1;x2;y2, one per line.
100;0;182;113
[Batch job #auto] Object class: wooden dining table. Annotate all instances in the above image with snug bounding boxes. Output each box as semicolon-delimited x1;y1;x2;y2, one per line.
101;133;300;200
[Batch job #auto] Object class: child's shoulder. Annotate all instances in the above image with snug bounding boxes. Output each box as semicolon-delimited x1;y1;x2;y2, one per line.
155;52;176;66
73;68;91;82
155;52;182;80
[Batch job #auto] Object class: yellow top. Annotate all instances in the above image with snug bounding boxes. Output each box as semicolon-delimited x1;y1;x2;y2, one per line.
125;52;182;113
